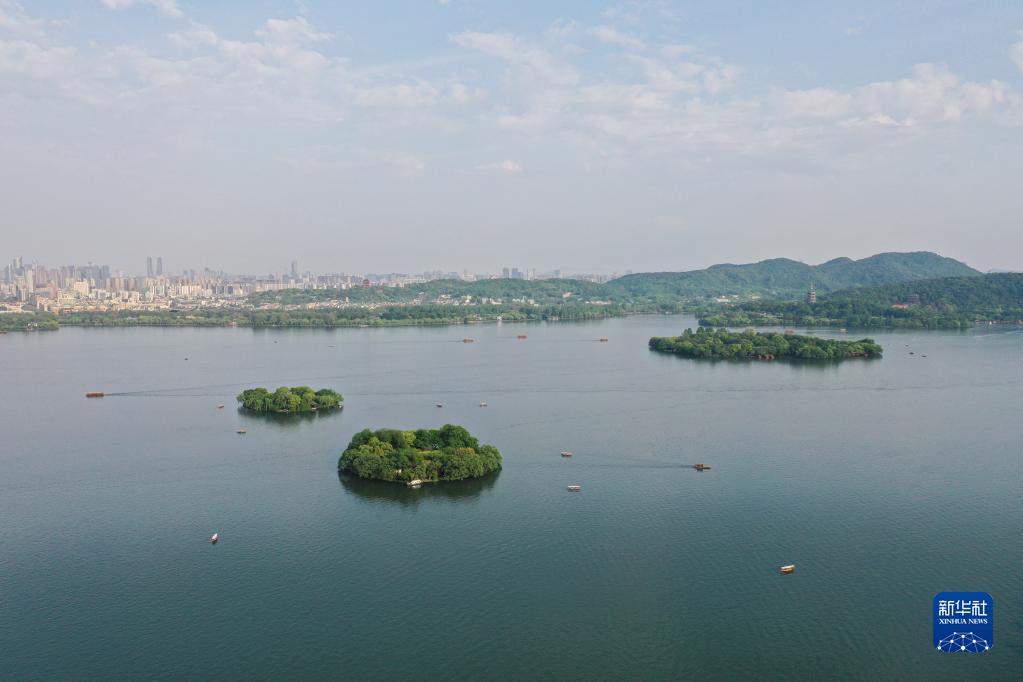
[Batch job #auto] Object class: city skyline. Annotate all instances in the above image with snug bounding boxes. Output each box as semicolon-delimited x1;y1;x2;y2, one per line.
2;1;1023;273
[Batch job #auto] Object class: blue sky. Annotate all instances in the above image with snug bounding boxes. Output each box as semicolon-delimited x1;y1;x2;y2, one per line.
3;1;1023;274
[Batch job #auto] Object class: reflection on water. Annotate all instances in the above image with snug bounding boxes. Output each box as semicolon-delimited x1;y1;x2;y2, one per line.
338;470;499;507
236;406;343;427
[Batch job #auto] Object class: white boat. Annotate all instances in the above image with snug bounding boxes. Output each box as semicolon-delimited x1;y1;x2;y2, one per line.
780;564;795;574
479;402;488;407
210;533;219;544
236;429;247;434
408;479;423;488
560;451;573;457
566;485;582;491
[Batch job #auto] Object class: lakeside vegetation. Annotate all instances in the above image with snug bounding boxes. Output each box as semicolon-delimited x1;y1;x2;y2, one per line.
650;328;883;361
47;302;632;328
338;425;502;483
1;252;984;332
696;273;1023;330
237;386;343;413
0;313;59;331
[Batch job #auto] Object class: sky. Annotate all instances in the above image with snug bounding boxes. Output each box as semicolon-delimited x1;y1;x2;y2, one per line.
2;0;1022;275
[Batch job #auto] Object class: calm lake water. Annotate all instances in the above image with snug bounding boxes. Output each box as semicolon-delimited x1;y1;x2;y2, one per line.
1;317;1021;680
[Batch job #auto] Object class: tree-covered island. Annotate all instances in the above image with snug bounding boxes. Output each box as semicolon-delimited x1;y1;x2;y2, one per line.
649;328;883;361
237;386;343;413
338;425;502;483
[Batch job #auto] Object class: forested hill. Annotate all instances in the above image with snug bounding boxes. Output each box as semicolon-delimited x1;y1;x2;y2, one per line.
828;272;1023;309
698;273;1023;329
605;252;979;300
251;251;979;306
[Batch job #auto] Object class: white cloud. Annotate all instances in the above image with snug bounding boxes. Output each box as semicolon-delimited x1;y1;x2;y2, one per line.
355;82;439;108
0;39;74;79
257;17;331;47
478;159;523;174
589;25;644;50
450;31;578;85
1012;31;1023;73
102;0;182;19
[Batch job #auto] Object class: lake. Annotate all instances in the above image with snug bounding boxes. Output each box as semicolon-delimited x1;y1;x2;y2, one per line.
1;317;1020;680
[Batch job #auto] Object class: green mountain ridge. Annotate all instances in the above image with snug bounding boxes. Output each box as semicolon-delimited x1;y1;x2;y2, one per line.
250;251;979;306
607;251;979;300
698;273;1023;329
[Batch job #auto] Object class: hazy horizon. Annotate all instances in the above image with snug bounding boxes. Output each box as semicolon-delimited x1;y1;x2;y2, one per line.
3;1;1022;273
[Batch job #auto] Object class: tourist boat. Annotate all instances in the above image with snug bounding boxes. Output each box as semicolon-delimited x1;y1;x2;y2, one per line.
408;479;423;488
693;463;711;471
566;485;582;491
479;402;488;407
85;391;105;398
560;451;573;457
236;429;247;434
210;533;219;544
780;564;795;574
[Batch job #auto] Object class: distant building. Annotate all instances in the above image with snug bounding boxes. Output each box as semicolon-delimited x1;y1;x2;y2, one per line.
501;267;510;279
806;283;817;304
906;293;921;305
156;256;163;276
146;256;153;278
290;260;299;279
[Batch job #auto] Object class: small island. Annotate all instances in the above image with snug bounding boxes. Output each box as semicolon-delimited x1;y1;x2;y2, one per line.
237;386;343;413
338;425;502;483
649;328;883;361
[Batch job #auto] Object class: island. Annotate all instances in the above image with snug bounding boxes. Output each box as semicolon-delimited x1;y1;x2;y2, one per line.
649;328;883;360
236;386;343;413
338;425;502;483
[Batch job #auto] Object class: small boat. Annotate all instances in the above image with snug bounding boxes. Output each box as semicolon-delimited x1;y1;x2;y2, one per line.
236;429;247;434
780;564;795;574
479;402;488;407
462;338;475;343
909;351;914;355
217;404;225;409
85;391;105;398
408;479;423;488
560;451;573;458
436;403;443;408
693;463;711;471
566;485;582;491
517;334;528;339
210;533;219;544
598;337;609;342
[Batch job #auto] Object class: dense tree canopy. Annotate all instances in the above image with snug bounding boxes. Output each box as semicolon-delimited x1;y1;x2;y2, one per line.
237;386;343;413
649;328;883;361
338;425;502;483
696;273;1023;330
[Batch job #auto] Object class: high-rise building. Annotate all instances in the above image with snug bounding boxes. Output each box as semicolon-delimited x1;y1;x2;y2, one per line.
502;267;510;278
156;256;163;276
291;260;299;279
146;256;153;278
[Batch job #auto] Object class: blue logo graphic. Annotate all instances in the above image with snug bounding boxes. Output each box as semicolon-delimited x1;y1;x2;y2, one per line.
933;592;993;653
